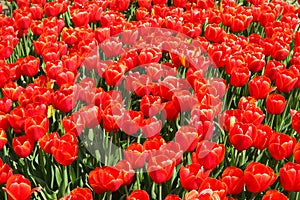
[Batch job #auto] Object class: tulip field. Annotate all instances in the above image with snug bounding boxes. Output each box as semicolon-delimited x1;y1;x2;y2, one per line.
1;0;300;199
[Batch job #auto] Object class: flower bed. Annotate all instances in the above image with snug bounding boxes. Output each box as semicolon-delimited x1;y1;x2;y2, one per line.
1;0;300;199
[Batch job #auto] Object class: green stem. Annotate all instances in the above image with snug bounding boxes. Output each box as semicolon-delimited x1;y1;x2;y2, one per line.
136;169;141;190
107;192;112;200
124;185;129;196
159;184;163;200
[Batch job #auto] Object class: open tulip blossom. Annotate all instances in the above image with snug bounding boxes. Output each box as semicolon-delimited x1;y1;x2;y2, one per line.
0;0;300;199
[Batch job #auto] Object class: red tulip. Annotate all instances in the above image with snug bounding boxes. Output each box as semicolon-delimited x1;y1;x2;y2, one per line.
197;0;215;9
16;0;30;7
115;160;135;186
12;136;35;158
44;2;62;17
192;140;225;170
264;60;285;81
52;84;78;113
2;174;40;200
230;66;251;87
87;2;105;22
103;61;127;86
218;109;243;132
102;104;123;132
0;158;13;185
141;117;162;138
159;141;183;166
175;125;200;152
118;110;143;136
56;69;77;87
30;20;44;36
244;162;278;193
230;13;253;33
246;51;265;73
290;109;300;134
275;69;298;93
0;65;10;88
162;100;180;121
0;128;7;150
140;95;163;118
25;115;49;141
52;133;78;166
138;47;162;65
29;5;44;21
88;166;123;193
248;76;273;99
266;93;287;115
61;28;78;45
294;142;300;164
290;65;300;89
70;8;90;27
198;177;228;200
147;154;176;184
60;188;93;200
0;112;9;131
179;163;211;191
271;41;290;61
204;24;226;43
174;0;186;7
136;7;150;20
252;124;273;150
79;105;101;129
221;166;244;195
124;142;148;169
184;189;220;200
25;103;48;117
138;0;153;9
38;132;60;154
259;9;276;27
241;105;265;126
13;8;32;30
100;38;123;57
110;0;130;11
173;90;197;112
2;82;23;102
20;56;40;77
229;122;256;151
268;132;296;161
279;162;300;192
127;190;150;200
262;190;288;200
143;136;166;154
165;194;182;200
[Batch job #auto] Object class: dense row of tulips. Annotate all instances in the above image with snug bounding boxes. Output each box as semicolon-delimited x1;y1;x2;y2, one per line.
1;0;300;199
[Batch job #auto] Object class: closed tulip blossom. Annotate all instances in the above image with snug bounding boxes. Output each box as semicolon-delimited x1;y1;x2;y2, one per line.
279;162;300;192
192;140;225;170
147;154;176;184
2;174;40;200
221;166;244;195
60;188;93;200
0;158;13;185
290;109;300;133
229;122;256;151
294;142;300;164
266;93;287;115
180;163;211;191
244;162;277;193
262;190;288;200
248;76;273;99
268;132;296;161
127;190;150;200
88;166;124;194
